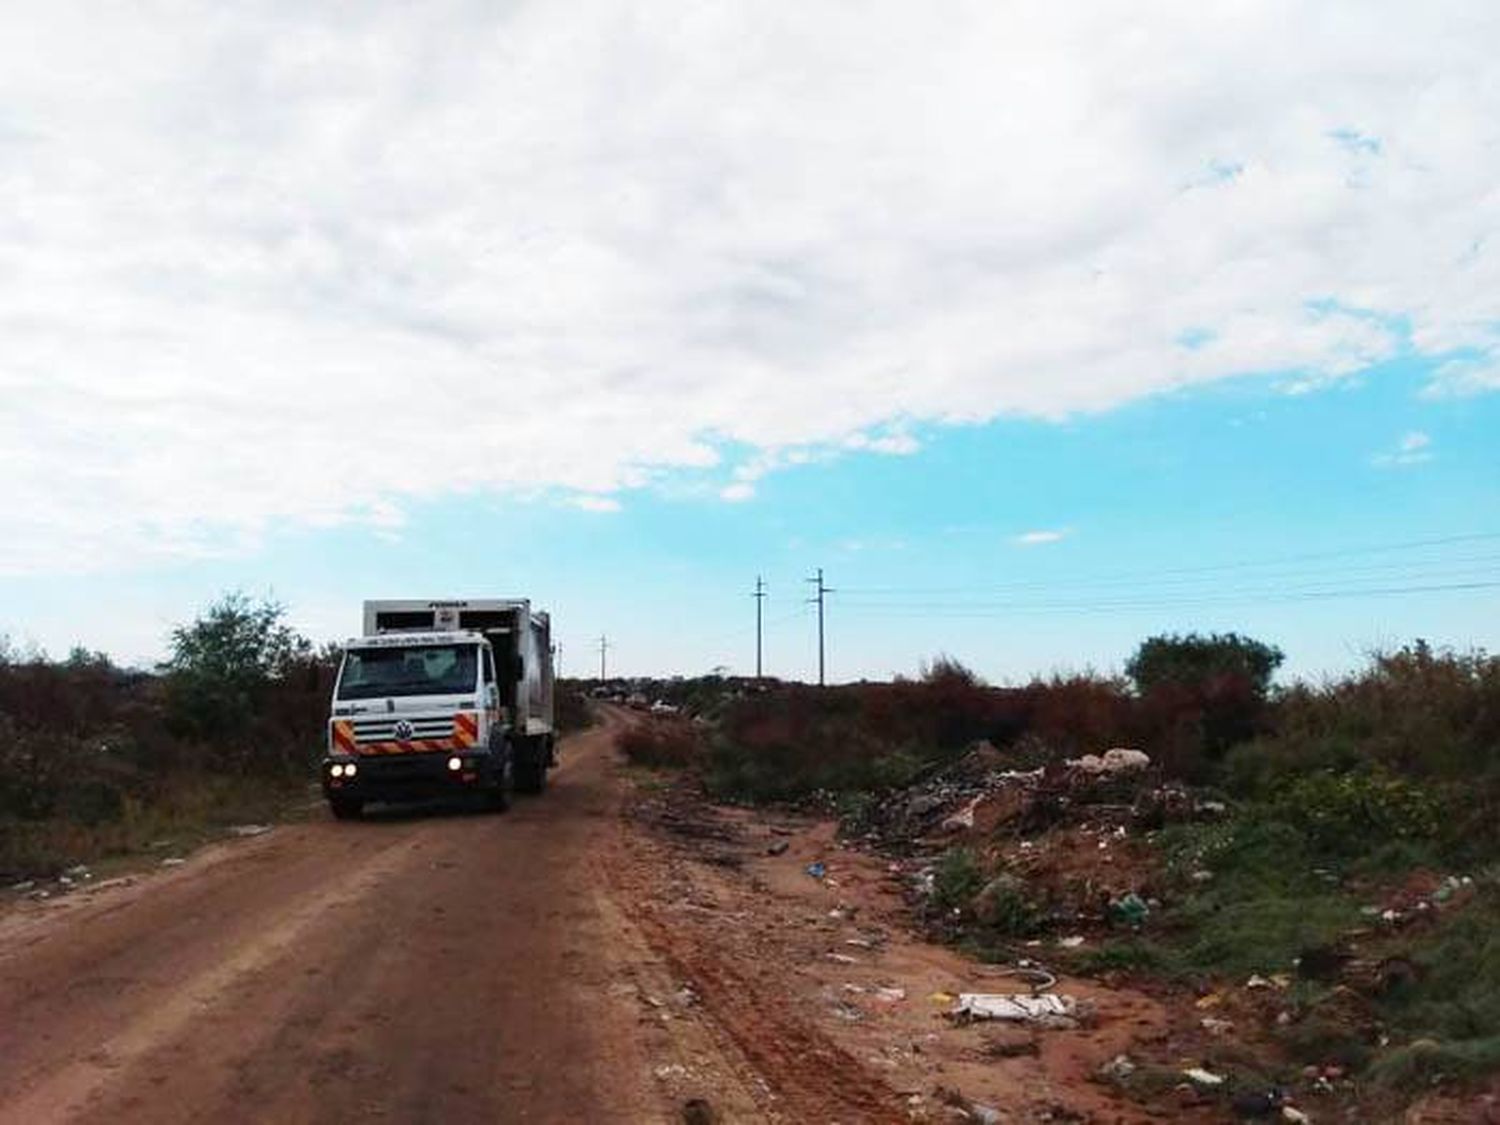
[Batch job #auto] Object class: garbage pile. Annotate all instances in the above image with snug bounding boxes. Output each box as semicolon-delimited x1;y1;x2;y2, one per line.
849;738;1228;858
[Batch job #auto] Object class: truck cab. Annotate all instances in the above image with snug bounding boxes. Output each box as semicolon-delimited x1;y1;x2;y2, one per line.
322;598;557;820
322;631;511;819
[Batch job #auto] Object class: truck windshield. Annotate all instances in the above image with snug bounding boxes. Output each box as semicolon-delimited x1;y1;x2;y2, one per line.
337;645;479;700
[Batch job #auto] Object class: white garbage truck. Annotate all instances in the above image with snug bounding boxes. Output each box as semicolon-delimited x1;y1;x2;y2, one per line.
321;599;556;819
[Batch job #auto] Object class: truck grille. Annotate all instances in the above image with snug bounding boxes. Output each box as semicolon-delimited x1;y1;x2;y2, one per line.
350;717;455;743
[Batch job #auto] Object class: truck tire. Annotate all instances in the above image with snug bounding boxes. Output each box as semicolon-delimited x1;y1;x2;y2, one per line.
514;737;548;795
484;739;513;812
329;796;364;821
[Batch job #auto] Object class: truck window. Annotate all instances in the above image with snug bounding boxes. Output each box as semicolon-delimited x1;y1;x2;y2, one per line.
482;647;496;685
337;645;480;700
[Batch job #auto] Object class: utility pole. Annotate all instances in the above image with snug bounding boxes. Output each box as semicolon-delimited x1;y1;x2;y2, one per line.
806;567;833;686
752;575;767;681
554;643;562;678
597;635;609;682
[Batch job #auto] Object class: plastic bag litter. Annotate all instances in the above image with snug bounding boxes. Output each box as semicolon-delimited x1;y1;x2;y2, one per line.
953;993;1077;1022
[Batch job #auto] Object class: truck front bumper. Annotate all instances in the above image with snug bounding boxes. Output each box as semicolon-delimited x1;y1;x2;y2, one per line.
322;750;502;804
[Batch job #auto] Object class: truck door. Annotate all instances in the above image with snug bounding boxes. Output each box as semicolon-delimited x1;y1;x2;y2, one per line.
481;646;500;725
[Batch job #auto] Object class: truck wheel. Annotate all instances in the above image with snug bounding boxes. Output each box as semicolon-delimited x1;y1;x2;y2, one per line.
514;740;547;795
329;796;364;821
487;766;513;813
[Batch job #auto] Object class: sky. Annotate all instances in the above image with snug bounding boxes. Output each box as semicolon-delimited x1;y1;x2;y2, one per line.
1;2;1497;682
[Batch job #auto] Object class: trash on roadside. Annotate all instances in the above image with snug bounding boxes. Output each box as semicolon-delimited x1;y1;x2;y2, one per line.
1103;748;1152;772
1058;935;1086;948
805;862;827;880
872;986;906;1003
940;798;979;833
1110;892;1150;926
8;881;36;893
1097;1054;1137;1082
1066;748;1151;775
227;824;272;838
766;840;790;856
952;993;1077;1023
1200;1017;1235;1036
826;952;857;964
1182;1066;1225;1087
928;991;956;1005
160;857;186;867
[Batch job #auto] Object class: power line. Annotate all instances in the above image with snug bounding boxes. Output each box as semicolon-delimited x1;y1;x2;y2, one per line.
832;578;1500;619
752;575;767;681
806;567;834;686
838;531;1500;596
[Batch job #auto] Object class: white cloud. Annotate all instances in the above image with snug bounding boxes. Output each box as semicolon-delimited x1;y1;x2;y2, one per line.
1423;356;1500;398
1015;529;1071;547
568;494;622;513
1372;430;1434;467
1;2;1497;572
719;482;756;503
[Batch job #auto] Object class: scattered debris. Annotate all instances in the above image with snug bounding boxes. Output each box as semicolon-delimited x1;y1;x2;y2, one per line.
805;862;827;880
1228;1088;1288;1118
1067;747;1152;775
160;857;186;867
1057;935;1085;949
1097;1054;1137;1082
1182;1066;1225;1087
766;840;790;856
226;824;272;838
953;993;1077;1023
1109;892;1150;927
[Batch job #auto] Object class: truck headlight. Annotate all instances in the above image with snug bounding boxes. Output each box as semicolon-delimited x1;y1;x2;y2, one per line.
330;763;345;778
447;756;463;771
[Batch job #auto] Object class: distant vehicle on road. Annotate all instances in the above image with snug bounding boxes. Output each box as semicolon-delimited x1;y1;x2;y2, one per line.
322;599;556;819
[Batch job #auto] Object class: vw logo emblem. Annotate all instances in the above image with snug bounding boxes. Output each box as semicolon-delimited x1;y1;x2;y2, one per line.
393;719;415;740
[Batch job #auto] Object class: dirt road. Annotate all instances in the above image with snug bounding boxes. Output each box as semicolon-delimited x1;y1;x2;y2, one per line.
0;713;1188;1124
0;714;764;1124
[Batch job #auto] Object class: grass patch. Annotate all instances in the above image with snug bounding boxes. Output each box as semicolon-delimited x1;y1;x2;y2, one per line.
1368;1036;1500;1090
0;774;306;879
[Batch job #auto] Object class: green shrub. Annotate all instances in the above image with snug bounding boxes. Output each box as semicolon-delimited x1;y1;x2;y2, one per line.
931;847;985;914
1368;1036;1500;1090
1270;770;1444;856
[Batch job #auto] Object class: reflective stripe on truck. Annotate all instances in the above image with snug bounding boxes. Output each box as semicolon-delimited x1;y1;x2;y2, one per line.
331;713;481;756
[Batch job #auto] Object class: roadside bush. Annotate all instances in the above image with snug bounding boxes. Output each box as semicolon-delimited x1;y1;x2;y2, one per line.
0;592;333;877
617;719;704;769
1270;769;1445;857
554;681;594;733
930;847;986;914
